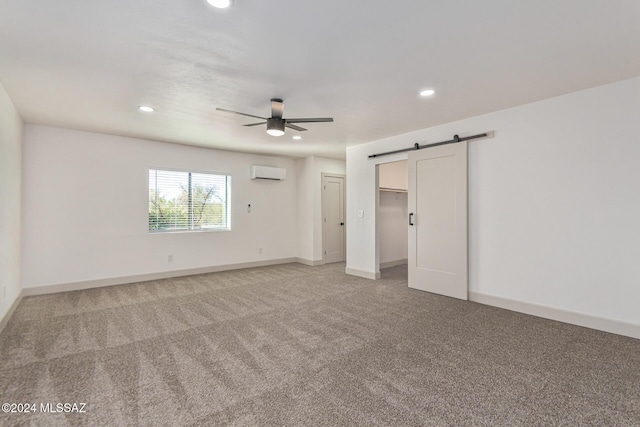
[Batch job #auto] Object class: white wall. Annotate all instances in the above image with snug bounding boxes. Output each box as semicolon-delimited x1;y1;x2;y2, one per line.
296;157;314;261
347;76;640;326
296;156;346;263
22;125;299;288
0;83;23;323
378;191;407;265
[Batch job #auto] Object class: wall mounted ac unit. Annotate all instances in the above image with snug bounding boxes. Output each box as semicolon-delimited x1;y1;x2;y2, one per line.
250;165;286;181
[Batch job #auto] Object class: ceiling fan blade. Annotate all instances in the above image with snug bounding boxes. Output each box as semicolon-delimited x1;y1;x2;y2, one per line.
285;123;307;132
216;108;267;120
271;98;284;119
243;122;267;127
284;117;334;123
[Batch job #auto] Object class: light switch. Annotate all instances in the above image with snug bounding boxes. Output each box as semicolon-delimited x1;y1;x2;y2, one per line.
357;209;364;218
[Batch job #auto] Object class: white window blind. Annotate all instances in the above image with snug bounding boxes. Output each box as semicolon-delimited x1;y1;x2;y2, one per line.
149;169;231;232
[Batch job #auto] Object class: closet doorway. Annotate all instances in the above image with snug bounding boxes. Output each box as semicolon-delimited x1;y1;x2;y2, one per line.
377;160;409;276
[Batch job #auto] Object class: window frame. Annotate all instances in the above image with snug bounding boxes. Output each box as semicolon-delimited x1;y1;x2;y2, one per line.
148;167;232;234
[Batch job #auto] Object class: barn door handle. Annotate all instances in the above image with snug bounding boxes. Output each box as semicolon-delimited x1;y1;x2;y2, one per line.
409;213;414;226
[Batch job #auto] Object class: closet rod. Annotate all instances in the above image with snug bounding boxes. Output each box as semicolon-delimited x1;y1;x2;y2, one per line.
368;132;491;159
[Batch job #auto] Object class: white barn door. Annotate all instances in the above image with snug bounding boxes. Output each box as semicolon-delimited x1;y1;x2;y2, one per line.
408;141;468;300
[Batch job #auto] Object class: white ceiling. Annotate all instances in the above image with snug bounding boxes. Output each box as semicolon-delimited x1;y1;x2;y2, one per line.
1;1;639;159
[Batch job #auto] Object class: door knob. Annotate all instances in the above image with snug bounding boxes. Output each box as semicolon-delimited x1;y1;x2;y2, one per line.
340;222;344;226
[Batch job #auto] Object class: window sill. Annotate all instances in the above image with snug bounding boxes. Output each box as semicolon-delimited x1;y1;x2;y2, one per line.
149;228;231;234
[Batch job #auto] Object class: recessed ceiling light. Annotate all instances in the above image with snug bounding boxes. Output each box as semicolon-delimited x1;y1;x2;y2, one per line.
207;0;231;8
420;89;435;97
292;135;302;140
138;105;154;112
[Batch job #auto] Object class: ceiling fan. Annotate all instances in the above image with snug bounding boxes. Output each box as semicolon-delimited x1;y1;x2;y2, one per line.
217;98;333;137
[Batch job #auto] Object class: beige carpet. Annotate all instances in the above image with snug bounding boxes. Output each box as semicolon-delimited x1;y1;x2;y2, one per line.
1;263;639;426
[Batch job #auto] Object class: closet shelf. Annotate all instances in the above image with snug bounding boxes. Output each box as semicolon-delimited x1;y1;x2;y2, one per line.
379;187;407;193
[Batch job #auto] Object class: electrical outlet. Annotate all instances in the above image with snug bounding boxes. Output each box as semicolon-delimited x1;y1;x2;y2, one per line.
168;254;173;262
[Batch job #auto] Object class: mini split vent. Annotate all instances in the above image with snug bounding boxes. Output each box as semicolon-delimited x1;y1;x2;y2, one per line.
250;165;286;181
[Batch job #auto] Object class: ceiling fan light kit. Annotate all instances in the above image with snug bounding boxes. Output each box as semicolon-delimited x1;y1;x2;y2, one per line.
206;0;231;8
266;118;285;137
217;98;333;137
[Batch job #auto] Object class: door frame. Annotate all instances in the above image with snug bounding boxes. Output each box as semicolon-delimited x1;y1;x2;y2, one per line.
321;173;346;263
374;156;409;276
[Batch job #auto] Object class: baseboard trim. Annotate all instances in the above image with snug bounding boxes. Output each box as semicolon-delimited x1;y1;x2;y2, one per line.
380;259;408;269
469;291;640;340
345;267;381;280
0;293;22;334
22;258;299;297
295;258;325;266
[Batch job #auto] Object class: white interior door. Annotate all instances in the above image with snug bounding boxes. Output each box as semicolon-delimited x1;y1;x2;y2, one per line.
323;174;346;263
408;142;468;300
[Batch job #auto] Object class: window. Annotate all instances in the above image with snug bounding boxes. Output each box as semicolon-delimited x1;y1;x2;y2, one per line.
149;169;231;232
